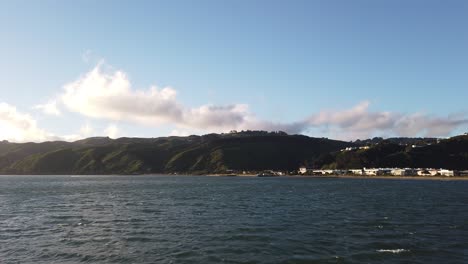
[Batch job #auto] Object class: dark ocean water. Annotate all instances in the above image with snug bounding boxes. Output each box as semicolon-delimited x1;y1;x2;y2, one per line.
0;175;467;264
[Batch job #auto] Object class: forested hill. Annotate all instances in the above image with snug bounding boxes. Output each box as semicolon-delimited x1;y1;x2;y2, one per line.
314;134;468;170
0;131;350;175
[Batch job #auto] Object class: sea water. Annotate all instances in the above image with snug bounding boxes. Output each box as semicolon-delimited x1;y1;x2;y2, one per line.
1;175;467;263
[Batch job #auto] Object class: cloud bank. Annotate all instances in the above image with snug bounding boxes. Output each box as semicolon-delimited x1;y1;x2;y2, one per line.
3;63;466;142
0;103;56;142
0;102;123;142
60;64;253;131
56;64;467;139
306;102;468;139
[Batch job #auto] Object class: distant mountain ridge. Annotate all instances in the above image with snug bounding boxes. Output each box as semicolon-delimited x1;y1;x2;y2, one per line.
0;131;350;175
1;132;466;175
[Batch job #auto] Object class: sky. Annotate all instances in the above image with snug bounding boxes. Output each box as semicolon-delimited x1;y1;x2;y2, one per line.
0;0;467;142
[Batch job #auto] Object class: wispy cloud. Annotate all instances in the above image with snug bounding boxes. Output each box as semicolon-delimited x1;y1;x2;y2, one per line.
81;49;94;63
33;100;61;116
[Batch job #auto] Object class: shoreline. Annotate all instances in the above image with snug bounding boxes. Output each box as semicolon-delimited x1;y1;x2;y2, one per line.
1;173;468;180
206;173;468;180
289;174;468;181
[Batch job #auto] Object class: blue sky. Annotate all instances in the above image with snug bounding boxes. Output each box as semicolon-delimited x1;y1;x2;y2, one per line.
0;0;467;142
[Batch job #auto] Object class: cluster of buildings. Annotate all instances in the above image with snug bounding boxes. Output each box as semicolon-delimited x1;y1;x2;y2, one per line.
298;167;466;177
341;146;370;151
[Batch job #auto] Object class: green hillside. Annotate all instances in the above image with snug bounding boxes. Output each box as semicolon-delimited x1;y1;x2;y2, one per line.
314;135;468;170
2;132;466;175
0;131;350;175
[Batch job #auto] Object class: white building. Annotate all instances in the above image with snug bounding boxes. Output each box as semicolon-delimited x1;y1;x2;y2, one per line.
364;168;381;176
312;169;333;175
391;168;415;176
311;169;347;175
298;167;307;174
334;170;347;175
417;169;438;176
438;169;455;177
391;168;407;176
341;147;357;152
349;169;363;175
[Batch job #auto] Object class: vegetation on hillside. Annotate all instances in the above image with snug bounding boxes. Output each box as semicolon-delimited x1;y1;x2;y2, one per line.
0;131;350;175
1;132;466;175
314;135;468;170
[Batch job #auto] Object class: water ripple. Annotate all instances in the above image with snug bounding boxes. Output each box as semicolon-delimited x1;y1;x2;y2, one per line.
0;175;467;264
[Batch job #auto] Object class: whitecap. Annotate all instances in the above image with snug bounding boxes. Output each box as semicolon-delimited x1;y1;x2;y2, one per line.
377;249;409;254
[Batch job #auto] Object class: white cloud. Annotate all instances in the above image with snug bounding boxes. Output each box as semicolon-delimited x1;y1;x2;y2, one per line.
183;104;251;131
0;103;121;143
306;102;468;139
104;124;119;139
79;122;94;137
394;113;467;137
33;100;61;116
170;129;192;137
61;65;182;124
50;63;468;140
0;102;57;142
59;64;251;131
61;134;82;142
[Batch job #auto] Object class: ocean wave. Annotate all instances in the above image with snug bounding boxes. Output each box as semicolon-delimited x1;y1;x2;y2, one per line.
377;249;410;253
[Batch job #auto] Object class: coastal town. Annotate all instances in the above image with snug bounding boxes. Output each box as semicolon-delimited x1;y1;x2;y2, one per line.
294;134;468;178
297;167;468;177
218;167;468;178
